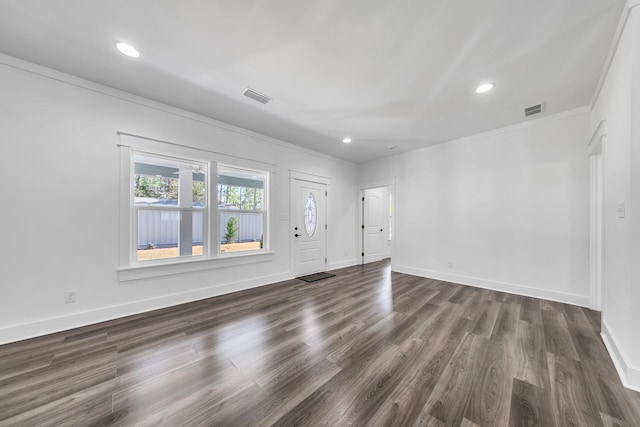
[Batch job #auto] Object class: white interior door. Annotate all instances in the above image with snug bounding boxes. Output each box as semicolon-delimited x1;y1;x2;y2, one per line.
363;187;387;264
291;179;327;276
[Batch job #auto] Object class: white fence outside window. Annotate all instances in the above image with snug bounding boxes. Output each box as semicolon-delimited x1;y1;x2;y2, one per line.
137;210;263;248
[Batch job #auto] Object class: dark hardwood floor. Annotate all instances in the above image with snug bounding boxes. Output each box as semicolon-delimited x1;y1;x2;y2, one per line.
1;259;639;426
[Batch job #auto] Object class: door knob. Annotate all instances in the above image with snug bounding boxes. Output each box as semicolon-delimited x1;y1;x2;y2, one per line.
295;233;301;237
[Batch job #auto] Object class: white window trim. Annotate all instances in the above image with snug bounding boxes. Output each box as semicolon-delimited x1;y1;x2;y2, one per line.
117;133;274;281
118;250;276;282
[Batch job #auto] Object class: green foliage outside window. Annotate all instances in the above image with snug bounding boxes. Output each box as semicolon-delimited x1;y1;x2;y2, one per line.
134;175;205;203
192;181;205;203
218;185;263;210
134;175;178;200
224;217;239;243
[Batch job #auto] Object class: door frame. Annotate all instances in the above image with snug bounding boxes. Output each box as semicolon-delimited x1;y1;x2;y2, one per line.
290;170;330;276
359;178;396;265
588;121;606;312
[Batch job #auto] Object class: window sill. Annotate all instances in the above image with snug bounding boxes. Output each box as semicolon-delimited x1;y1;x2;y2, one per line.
117;250;275;282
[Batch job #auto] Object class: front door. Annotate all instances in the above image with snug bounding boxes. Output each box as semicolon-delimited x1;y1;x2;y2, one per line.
291;179;327;277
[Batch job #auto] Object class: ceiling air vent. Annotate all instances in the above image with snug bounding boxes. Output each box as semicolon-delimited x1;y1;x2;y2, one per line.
524;103;544;117
243;87;272;104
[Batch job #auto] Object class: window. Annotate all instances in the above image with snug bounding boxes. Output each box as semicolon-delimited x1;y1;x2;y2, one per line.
218;166;266;254
133;152;207;262
304;193;317;237
118;134;273;279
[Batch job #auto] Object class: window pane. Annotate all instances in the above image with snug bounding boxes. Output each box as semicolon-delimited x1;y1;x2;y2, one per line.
136;210;204;261
192;211;204;255
218;167;265;210
129;151;209;265
304;193;317;237
133;154;179;206
137;209;180;261
220;212;263;253
192;173;206;208
133;153;206;208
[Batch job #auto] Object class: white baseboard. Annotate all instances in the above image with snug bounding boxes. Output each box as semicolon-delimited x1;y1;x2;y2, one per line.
328;259;358;271
0;272;293;345
392;265;591;307
601;320;640;392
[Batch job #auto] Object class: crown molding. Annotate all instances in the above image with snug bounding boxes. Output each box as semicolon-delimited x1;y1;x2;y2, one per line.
0;52;356;167
590;1;637;109
404;106;590;157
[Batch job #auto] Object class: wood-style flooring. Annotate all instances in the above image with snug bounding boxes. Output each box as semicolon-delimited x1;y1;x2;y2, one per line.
1;260;639;426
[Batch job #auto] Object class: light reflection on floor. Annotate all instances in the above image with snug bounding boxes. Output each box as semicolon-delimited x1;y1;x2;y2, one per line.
214;315;269;367
300;303;325;356
378;263;394;315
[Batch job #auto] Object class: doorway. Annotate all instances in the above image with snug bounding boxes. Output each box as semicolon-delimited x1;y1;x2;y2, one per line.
362;186;392;264
291;176;327;277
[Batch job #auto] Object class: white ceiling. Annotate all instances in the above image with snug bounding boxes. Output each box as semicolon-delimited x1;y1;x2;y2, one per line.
0;0;624;163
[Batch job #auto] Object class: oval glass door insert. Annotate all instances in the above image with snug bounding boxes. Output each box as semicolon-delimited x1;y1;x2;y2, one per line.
304;193;317;237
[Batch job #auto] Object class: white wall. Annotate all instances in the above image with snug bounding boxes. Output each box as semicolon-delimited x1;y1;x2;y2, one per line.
359;3;640;392
0;55;359;344
631;7;640;380
360;110;591;306
591;3;640;390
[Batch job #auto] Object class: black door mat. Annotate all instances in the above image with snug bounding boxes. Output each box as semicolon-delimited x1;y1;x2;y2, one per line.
296;272;336;283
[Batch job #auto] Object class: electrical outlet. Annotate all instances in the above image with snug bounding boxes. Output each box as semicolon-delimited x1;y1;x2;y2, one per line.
448;261;454;268
64;290;77;303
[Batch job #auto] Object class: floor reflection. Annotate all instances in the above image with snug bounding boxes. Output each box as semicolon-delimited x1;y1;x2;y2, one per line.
377;265;394;315
300;302;325;355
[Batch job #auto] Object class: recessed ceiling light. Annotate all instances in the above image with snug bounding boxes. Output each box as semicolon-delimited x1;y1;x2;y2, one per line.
475;83;494;94
115;42;140;58
342;137;352;143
